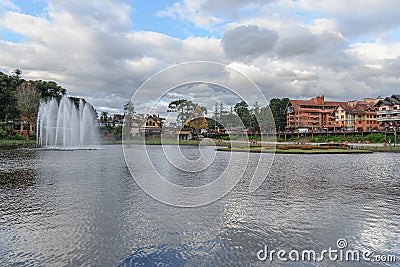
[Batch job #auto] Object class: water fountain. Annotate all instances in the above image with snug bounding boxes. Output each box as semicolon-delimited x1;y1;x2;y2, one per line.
36;95;99;149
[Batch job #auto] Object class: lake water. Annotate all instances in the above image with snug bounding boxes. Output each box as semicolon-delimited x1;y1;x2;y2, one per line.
0;145;399;266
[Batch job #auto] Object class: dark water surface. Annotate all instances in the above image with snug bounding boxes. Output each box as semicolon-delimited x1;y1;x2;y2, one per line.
0;145;399;266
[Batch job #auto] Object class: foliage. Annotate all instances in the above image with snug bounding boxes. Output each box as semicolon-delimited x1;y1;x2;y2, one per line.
364;133;386;143
15;82;40;121
234;101;250;126
15;131;26;140
0;70;67;123
168;99;199;126
269;98;289;130
258;106;275;131
0;122;13;139
307;133;387;143
0;71;21;121
32;80;66;101
100;111;109;123
113;126;123;140
185;106;207;135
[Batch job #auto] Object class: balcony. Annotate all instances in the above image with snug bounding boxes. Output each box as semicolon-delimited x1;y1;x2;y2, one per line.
377;110;400;115
377;117;400;122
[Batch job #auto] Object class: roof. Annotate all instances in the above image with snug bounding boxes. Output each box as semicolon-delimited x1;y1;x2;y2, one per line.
288;99;347;111
336;103;353;112
375;95;400;107
351;103;375;114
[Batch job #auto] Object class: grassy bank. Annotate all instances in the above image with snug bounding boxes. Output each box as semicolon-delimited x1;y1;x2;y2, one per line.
122;138;231;146
218;146;372;154
0;139;37;148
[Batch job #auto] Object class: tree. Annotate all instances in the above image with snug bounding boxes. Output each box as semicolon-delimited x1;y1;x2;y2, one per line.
219;112;241;131
0;72;19;121
168;99;197;126
12;69;22;79
0;122;13;139
33;80;66;101
214;102;219;119
15;82;40;135
123;100;135;140
100;111;109;123
258;106;275;132
234;101;251;127
269;98;289;130
186;105;207;136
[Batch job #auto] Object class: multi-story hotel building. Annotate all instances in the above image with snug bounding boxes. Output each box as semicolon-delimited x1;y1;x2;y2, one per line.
286;96;345;132
376;95;400;130
335;98;381;132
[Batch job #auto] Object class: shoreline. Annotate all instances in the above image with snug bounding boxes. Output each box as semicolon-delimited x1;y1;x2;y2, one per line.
2;139;400;154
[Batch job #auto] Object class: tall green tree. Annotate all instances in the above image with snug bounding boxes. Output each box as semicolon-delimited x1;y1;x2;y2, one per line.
258;106;275;132
168;99;197;126
0;72;19;121
234;101;251;127
33;80;66;100
100;111;109;123
269;98;289;130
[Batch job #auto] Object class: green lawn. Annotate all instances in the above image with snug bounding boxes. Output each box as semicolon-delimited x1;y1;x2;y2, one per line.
0;139;36;148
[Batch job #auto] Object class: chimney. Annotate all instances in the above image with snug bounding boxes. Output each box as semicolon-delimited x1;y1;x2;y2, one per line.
313;95;324;105
348;100;357;107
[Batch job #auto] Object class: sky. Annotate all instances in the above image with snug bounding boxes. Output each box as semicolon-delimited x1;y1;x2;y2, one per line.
1;0;400;114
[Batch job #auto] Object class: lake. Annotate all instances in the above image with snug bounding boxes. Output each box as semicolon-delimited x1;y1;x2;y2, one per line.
0;145;399;266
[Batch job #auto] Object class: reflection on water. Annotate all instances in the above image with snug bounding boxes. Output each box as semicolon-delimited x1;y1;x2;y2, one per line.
0;145;399;266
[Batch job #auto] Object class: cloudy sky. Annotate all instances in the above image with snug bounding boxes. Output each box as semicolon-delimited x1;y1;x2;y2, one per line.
1;0;400;114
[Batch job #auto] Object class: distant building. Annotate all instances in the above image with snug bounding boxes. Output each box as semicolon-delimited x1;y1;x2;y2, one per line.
286;96;345;132
130;114;162;137
335;98;381;132
97;114;124;127
112;114;124;127
175;130;192;140
13;116;36;137
375;95;400;131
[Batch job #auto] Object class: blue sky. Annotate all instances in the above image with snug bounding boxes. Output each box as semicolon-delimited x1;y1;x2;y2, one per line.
1;0;400;114
0;0;216;41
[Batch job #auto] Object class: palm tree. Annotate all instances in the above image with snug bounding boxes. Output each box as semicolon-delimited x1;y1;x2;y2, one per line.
100;111;109;123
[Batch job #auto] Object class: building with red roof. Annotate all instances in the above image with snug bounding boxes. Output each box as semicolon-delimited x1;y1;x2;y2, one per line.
335;98;381;132
286;96;345;132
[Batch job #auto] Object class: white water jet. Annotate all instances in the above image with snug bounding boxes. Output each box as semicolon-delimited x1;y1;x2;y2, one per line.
37;95;99;149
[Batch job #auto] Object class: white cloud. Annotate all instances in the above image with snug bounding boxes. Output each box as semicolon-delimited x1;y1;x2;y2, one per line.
221;25;278;59
0;0;19;11
296;0;400;38
156;0;224;29
1;0;400;115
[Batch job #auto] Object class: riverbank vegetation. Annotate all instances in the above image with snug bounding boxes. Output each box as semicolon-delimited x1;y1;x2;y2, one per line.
0;69;69;139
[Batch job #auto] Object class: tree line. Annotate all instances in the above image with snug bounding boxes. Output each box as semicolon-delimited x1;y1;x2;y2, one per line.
123;98;289;137
0;69;67;138
169;98;288;132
